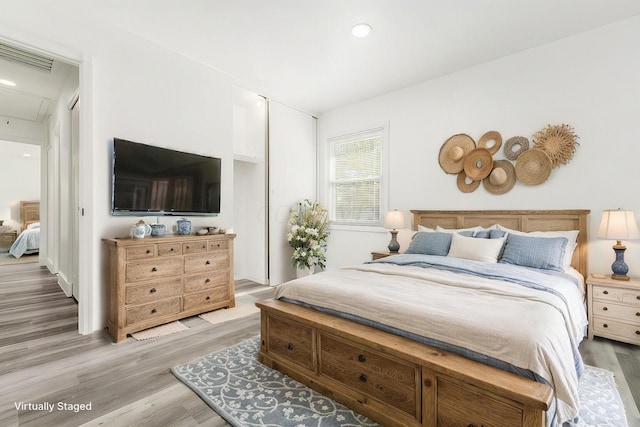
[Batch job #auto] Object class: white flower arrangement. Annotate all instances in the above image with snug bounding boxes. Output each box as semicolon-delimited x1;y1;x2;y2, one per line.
287;199;329;270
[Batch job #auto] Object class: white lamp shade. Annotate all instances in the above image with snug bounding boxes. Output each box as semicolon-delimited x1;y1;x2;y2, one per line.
598;210;640;240
384;210;404;229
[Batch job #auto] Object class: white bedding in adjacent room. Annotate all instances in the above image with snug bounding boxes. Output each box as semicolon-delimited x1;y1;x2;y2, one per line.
9;223;40;258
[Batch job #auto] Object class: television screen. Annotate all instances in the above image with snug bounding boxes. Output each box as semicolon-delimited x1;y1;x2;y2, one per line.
111;138;221;216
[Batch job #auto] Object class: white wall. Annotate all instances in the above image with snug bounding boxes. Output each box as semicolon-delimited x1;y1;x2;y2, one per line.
318;16;640;277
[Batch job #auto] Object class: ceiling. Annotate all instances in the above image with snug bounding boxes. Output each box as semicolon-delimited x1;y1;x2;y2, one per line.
2;1;640;118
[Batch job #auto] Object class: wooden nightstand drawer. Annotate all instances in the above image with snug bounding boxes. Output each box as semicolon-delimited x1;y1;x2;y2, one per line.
183;241;208;254
593;301;640;323
183;287;231;311
184;271;229;293
184;252;229;273
592;285;640;304
320;334;420;419
592;319;640;345
208;239;229;251
158;243;182;257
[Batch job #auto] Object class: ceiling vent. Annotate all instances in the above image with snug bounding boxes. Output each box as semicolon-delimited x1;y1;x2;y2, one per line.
0;42;54;72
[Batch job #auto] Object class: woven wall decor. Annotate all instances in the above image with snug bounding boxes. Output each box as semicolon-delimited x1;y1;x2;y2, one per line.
503;136;529;160
438;134;476;174
478;131;502;155
532;123;579;168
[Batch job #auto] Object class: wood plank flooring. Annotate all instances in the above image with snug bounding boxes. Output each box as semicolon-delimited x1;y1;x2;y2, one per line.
0;263;639;426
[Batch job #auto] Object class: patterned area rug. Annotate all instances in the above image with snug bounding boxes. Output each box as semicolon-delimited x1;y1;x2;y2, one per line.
172;336;628;427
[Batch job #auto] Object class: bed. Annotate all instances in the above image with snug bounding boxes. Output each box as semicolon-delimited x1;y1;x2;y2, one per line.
257;209;590;427
9;201;40;258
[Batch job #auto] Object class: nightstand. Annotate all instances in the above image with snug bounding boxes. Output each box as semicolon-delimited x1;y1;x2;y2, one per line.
371;251;399;260
587;274;640;345
0;230;17;251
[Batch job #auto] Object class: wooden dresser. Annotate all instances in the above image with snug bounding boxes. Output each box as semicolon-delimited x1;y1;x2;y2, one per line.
103;233;235;343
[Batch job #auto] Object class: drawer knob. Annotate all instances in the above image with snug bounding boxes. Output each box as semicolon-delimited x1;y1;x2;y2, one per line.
636;330;640;335
636;312;640;317
205;260;211;265
170;248;174;251
358;354;366;362
151;267;158;272
286;343;294;351
149;288;157;293
205;278;211;283
359;374;367;383
146;250;151;254
637;296;640;300
205;296;211;301
186;246;190;249
151;308;157;314
602;306;608;311
603;290;609;295
603;323;608;328
202;245;206;249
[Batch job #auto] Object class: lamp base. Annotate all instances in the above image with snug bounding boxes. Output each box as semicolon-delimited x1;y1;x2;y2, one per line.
387;230;400;253
610;242;630;281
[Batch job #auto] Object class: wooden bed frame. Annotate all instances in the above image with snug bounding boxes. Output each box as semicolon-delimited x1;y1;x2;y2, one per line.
20;200;40;231
257;209;590;427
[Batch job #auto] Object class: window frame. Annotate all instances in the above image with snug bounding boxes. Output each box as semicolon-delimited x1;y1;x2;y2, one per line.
326;123;389;228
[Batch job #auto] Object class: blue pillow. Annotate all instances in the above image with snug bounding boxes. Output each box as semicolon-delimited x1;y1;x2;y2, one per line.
489;229;507;239
405;232;451;256
499;234;568;271
472;229;506;239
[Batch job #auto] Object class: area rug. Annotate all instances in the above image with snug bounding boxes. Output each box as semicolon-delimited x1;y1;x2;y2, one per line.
172;336;629;427
198;302;260;326
130;321;189;341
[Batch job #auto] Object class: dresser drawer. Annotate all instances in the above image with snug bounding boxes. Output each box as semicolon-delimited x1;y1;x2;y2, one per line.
126;245;155;260
593;301;640;324
158;242;183;257
184;252;229;273
125;277;182;305
592;318;640;344
592;285;640;305
208;239;229;251
126;297;182;325
267;314;315;372
320;334;419;419
125;258;183;282
182;241;208;254
183;287;231;311
437;376;523;427
184;271;229;293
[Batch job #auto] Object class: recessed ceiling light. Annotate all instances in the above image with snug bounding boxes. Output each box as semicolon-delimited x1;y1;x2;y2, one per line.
23;153;32;157
0;79;16;87
351;23;371;38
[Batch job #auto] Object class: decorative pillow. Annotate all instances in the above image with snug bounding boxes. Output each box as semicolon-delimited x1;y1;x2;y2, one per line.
447;232;505;263
418;225;435;232
405;232;451;256
435;226;477;237
499;234;568;271
497;225;578;270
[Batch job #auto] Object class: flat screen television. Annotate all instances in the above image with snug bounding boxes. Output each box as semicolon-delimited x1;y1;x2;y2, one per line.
111;138;221;216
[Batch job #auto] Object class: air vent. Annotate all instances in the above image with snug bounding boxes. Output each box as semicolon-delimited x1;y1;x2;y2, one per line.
0;42;54;72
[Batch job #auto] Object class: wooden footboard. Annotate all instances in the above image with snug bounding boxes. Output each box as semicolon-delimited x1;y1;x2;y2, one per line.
257;299;553;427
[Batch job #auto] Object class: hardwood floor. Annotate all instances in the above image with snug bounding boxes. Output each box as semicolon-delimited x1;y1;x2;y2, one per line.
0;263;639;426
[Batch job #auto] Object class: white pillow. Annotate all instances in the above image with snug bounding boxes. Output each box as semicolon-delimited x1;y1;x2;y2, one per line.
27;222;41;229
436;225;479;235
418;225;435;232
496;225;579;270
447;232;506;263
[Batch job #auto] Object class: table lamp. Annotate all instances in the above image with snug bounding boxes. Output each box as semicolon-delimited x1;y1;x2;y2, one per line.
597;209;640;281
384;210;404;252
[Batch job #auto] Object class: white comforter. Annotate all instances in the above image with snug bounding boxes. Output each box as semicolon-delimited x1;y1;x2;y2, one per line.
275;260;587;425
9;227;40;258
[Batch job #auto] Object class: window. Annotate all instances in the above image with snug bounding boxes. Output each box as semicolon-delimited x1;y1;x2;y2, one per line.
328;126;387;226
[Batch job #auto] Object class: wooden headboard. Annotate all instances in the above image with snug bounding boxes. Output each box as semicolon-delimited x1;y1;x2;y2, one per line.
410;209;590;279
20;201;40;230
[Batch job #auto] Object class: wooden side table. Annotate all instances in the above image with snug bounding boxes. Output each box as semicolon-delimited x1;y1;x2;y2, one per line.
0;230;17;251
371;251;399;260
586;274;640;345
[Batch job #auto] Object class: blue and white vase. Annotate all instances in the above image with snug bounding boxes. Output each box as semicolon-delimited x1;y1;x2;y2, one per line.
176;218;192;235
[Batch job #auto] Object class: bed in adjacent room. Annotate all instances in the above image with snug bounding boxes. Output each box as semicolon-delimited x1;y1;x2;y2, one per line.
9;201;40;258
257;209;590;427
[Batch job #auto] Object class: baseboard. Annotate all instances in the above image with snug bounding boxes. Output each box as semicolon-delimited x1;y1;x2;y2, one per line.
57;272;72;297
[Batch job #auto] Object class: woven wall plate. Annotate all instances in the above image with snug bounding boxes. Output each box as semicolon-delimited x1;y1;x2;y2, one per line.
457;170;481;193
478;131;502;155
504;136;530;160
533;124;579;168
438;134;476;174
483;159;516;195
515;148;552;185
463;148;494;180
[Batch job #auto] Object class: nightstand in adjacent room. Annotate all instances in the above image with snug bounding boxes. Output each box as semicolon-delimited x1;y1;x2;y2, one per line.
371;251;398;260
0;230;17;251
587;274;640;345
